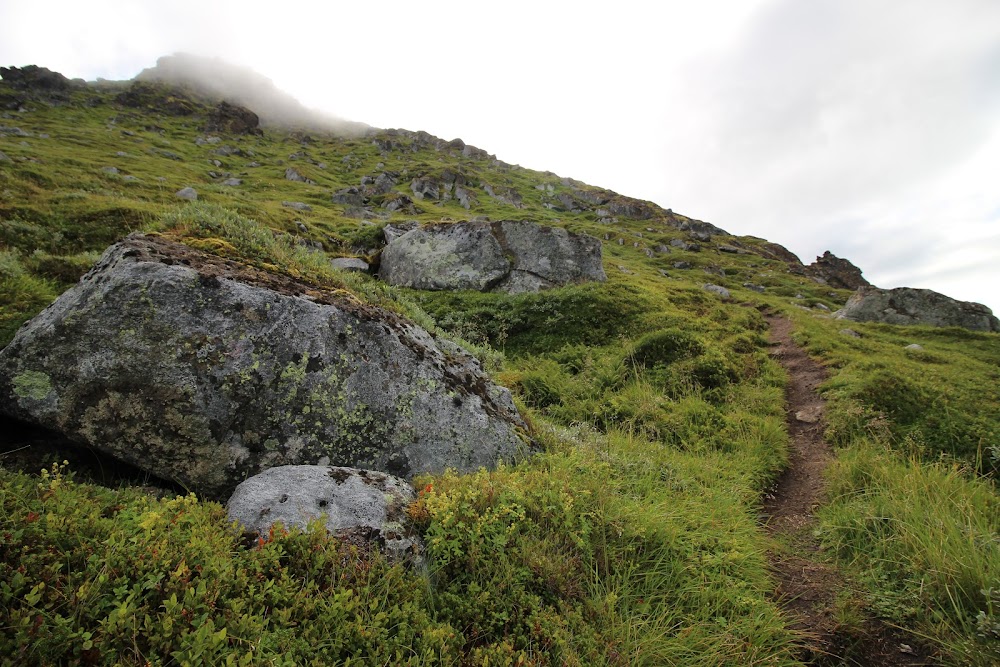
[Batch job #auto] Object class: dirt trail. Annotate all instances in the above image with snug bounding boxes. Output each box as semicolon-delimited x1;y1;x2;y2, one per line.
762;315;934;667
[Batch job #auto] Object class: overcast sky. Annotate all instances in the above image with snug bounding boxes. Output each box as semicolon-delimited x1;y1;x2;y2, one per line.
2;0;998;311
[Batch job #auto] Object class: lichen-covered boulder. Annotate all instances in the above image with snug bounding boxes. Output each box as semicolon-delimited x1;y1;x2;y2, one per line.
0;234;529;498
227;465;419;557
379;220;606;294
836;286;999;332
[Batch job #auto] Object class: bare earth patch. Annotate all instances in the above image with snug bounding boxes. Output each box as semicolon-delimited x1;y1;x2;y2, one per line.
762;315;936;666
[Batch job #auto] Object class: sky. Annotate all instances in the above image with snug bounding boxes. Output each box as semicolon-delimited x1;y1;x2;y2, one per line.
2;0;998;311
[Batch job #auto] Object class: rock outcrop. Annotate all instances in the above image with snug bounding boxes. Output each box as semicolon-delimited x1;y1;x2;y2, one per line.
379;220;606;294
806;251;870;290
836;286;999;332
227;465;419;557
205;101;262;135
0;235;529;498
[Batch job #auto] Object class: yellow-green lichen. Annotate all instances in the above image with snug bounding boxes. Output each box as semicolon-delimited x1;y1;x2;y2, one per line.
13;370;53;400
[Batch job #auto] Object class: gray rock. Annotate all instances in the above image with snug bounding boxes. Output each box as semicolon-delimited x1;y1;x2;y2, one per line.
717;244;742;254
410;177;440;200
122;175;139;182
836;286;1000;332
673;261;692;270
383;221;420;243
380;220;606;294
839;328;861;338
285;167;315;184
743;283;766;293
0;234;529;498
703;284;731;299
0;151;9;162
282;201;312;212
653;244;671;254
102;166;119;174
221;178;242;187
814;303;831;311
454;186;476;210
373;172;396;195
115;151;129;157
295;221;309;233
226;465;419;558
904;343;924;351
332;187;366;207
331;257;370;273
175;187;198;200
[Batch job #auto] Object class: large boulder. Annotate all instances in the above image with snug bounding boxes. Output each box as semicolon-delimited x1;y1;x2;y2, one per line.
806;251;870;290
227;465;419;557
379;220;606;294
0;234;528;498
836;286;999;332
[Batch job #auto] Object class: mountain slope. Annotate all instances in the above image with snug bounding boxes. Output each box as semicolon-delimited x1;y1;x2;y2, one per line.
1;63;997;666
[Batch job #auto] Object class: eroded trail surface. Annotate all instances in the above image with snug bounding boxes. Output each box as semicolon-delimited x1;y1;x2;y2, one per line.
763;315;934;667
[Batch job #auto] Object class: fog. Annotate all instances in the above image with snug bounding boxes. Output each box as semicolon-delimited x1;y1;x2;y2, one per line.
134;53;368;136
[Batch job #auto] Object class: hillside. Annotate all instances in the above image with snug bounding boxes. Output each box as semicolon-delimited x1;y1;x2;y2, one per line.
1;63;998;666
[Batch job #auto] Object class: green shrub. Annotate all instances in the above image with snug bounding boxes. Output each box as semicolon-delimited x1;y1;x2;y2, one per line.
631;328;704;368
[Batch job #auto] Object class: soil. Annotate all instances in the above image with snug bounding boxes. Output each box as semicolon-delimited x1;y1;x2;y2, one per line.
762;315;936;666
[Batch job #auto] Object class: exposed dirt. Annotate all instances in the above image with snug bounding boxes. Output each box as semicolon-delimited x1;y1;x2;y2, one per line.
762;315;936;666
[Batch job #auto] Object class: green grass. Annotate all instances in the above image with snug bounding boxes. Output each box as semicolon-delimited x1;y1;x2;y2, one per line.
2;74;999;665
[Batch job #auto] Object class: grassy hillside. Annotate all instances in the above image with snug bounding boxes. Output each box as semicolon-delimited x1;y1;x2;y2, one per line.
1;73;998;665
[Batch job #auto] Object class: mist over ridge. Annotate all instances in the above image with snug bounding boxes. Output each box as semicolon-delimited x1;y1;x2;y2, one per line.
135;53;369;137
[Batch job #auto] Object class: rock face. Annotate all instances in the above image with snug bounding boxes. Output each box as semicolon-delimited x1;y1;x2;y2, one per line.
380;220;606;294
206;101;262;135
806;251;870;290
836;286;1000;332
227;465;419;557
0;235;529;498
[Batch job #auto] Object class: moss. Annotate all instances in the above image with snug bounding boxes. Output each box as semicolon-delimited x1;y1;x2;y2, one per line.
12;370;53;400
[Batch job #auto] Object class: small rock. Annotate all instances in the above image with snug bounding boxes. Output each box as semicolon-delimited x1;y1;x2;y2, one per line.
717;244;741;254
221;178;242;187
226;465;420;559
616;238;624;246
282;201;312;212
115;151;128;157
795;406;822;423
285;167;315;184
814;303;831;311
247;161;261;168
0;151;9;162
743;283;766;293
658;270;670;278
904;343;924;351
210;159;223;167
703;284;731;299
122;175;139;182
331;257;370;273
673;261;692;270
101;166;119;174
295;221;309;233
175;187;197;200
839;328;861;338
653;244;671;254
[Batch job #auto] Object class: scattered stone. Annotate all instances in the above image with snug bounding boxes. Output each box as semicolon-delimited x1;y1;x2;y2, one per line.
839;328;861;338
653;244;671;254
381;220;606;294
0;151;9;162
158;150;183;161
226;465;419;558
616;238;624;246
410;177;440;200
617;265;633;274
115;151;128;157
282;201;312;212
332;187;365;207
814;303;831;311
331;257;370;273
122;175;139;182
285;167;315;184
717;244;742;254
673;261;692;270
703;284;731;299
175;187;197;200
836;286;1000;332
795;406;822;423
743;283;766;293
0;234;529;498
295;221;309;233
247;161;261;168
904;343;924;351
658;270;670;278
210;159;223;167
221;178;242;187
101;166;119;174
